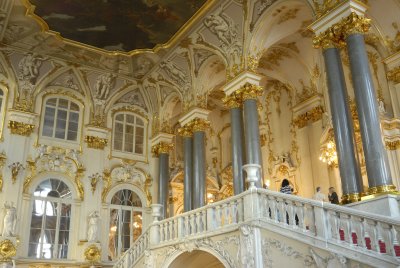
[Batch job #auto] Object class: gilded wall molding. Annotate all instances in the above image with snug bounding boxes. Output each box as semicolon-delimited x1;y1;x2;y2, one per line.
293;106;324;128
7;120;35;136
84;135;108;150
0;152;6;192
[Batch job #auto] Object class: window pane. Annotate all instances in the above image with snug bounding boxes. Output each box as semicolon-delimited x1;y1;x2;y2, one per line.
115;114;124;122
70;102;79;111
47;98;57;107
136;118;144;126
126;114;135;124
133;212;142;241
55;110;67;139
58;99;68;109
42;107;56;137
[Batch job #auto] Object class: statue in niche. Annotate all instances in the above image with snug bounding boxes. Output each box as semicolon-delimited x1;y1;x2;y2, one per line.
378;98;386;115
94;73;115;100
2;202;16;237
18;53;43;83
160;61;186;86
87;211;100;242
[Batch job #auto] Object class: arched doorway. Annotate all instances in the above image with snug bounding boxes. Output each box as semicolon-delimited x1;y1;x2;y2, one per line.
169;250;226;268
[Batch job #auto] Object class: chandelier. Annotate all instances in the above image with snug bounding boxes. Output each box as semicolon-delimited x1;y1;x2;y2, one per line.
319;140;338;167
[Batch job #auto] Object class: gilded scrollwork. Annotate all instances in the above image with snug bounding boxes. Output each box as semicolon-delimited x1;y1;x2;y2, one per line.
0;152;6;192
23;145;85;200
8;162;23;184
88;173;103;194
293;106;324;129
387;66;400;84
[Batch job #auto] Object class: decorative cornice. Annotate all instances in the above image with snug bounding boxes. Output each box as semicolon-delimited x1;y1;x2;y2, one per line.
294;106;324;128
387;66;400;84
8;120;35;136
151;141;174;157
84;135;108;150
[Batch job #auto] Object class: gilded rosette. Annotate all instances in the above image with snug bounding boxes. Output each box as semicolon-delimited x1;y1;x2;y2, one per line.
84;244;101;263
190;118;210;132
240;83;263;101
151;141;174;157
0;239;16;262
8;120;35;137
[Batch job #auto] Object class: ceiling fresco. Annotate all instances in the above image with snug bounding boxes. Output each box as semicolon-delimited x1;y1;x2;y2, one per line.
28;0;207;52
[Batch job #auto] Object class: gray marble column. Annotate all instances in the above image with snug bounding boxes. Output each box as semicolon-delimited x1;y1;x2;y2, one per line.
158;152;169;219
346;33;394;192
230;106;245;194
243;98;263;188
193;130;206;209
323;47;362;201
183;135;193;212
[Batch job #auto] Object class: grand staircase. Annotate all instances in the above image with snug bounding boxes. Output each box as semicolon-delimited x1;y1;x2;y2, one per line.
114;189;400;268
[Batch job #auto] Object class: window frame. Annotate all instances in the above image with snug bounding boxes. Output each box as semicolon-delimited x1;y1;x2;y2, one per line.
111;112;147;161
108;189;144;261
39;96;83;149
27;178;74;260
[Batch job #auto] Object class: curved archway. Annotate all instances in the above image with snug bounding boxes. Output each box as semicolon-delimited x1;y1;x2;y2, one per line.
166;249;227;268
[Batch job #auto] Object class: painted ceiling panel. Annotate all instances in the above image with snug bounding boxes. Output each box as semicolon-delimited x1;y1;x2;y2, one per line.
28;0;207;52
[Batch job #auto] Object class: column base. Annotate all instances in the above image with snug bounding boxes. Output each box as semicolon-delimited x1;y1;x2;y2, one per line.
368;184;397;195
341;193;361;204
346;194;400;218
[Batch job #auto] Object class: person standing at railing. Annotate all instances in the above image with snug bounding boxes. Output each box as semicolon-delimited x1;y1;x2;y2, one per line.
280;179;293;194
328;187;339;204
313;187;326;202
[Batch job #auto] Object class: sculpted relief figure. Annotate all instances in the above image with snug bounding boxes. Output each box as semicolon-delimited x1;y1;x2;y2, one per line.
2;202;17;237
95;73;115;100
204;7;238;47
87;211;100;242
18;53;43;83
160;61;187;86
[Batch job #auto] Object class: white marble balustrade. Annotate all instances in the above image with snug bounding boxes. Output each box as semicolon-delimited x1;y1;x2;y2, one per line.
114;188;400;268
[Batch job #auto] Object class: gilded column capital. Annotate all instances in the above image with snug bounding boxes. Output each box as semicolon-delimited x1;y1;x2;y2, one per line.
190;117;210;132
240;82;263;101
313;27;344;50
339;12;371;37
151;141;174;157
177;124;193;137
222;90;243;109
8;120;35;136
387;66;400;84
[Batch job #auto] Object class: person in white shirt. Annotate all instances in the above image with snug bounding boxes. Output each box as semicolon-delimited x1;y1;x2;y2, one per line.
313;186;326;201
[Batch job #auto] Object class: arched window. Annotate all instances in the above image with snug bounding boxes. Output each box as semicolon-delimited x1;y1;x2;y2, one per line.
41;98;80;141
108;189;143;261
113;113;145;155
28;179;72;259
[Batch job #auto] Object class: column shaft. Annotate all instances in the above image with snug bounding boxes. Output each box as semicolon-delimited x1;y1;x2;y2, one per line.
346;33;393;189
243;99;263;187
183;136;193;212
323;47;362;197
230;107;245;194
158;153;169;219
193;131;206;208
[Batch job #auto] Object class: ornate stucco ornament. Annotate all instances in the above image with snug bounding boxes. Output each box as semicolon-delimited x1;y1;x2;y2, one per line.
84;135;108;150
293;106;324;128
0;239;16;262
177;123;193;137
84;244;101;264
7;121;35;137
222;90;243;109
313;0;368;19
88;173;103;194
239;82;263;101
386;140;400;150
151;141;174;157
190;118;210;132
8;162;24;184
387;66;400;84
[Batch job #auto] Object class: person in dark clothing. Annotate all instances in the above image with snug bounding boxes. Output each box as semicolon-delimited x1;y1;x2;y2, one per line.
328;187;339;204
280;178;293;194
